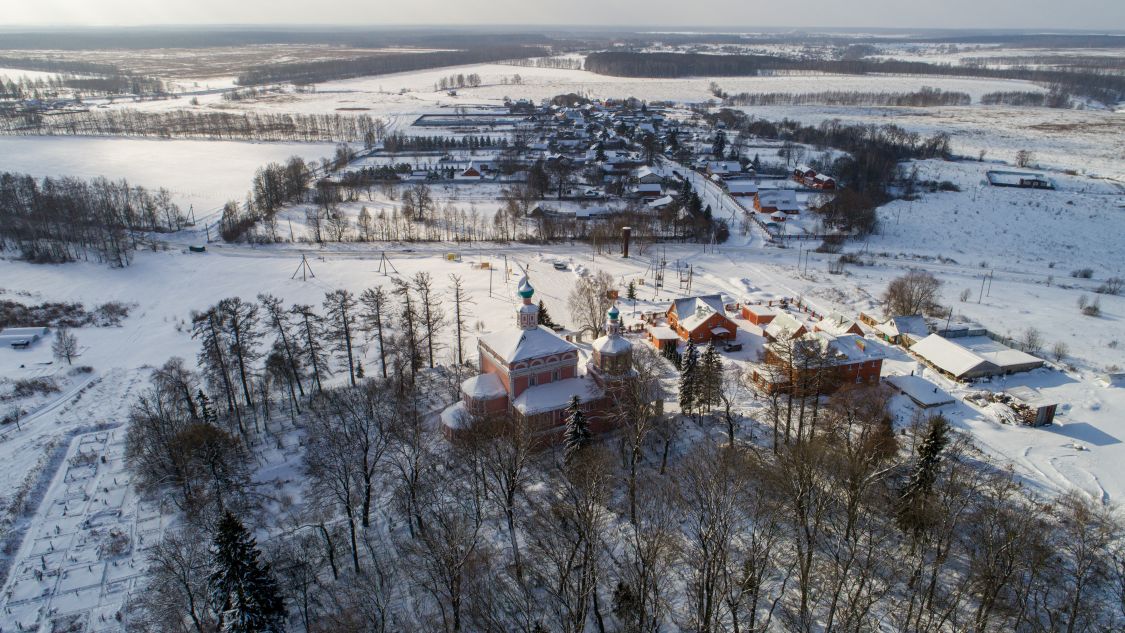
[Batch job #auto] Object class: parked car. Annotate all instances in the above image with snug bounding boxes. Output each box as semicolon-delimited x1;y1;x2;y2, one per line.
723;342;743;352
553;261;568;271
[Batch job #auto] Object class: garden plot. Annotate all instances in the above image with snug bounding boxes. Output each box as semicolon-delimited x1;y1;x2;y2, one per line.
1;427;160;633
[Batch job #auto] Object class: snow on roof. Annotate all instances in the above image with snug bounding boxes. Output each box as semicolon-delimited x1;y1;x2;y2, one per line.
440;401;471;430
648;325;680;339
711;326;730;335
480;326;577;365
743;304;778;317
461;373;507;400
823;333;884;362
886;375;955;407
765;312;805;339
593;333;633;355
758;190;799;211
648;195;674;208
727;180;758;194
0;327;49;336
671;294;727;332
910;334;995;378
512;377;603;415
636;183;662;192
877;315;928;338
817;313;861;336
957;336;1044;371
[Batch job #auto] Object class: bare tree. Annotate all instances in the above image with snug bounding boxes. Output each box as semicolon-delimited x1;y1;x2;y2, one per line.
52;327;79;365
359;286;390;379
129;525;216;633
413;272;446;368
449;274;474;365
568;269;616;338
323;289;360;385
883;270;942;316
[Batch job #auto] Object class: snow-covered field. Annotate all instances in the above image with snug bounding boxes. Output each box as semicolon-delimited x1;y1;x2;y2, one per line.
0;136;339;213
743;104;1125;180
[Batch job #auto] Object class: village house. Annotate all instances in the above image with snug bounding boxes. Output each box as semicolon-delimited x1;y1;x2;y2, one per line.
755;190;800;215
875;315;929;346
665;294;738;344
814;312;865;337
752;332;884;394
726;179;758;197
763;312;808;342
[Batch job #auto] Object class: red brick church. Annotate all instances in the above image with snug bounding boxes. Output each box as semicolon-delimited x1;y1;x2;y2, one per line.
441;275;636;438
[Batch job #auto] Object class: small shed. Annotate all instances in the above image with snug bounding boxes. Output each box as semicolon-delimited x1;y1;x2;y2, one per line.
0;326;49;349
886;375;955;409
1004;386;1058;426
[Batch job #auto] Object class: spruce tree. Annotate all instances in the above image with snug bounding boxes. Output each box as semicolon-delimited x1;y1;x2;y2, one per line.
198;390;218;425
679;340;699;417
537;300;558;328
563;396;591;463
699;342;723;412
752;153;761;171
209;511;286;633
896;415;951;537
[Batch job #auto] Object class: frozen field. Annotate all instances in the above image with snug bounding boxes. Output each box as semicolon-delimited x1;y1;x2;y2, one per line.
744;104;1125;180
0;136;338;213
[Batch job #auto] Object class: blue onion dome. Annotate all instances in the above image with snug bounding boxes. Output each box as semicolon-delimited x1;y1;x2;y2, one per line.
517;275;534;299
607;305;620;320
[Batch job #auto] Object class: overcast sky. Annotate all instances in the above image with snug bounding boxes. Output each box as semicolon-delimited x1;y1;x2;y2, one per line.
5;0;1125;30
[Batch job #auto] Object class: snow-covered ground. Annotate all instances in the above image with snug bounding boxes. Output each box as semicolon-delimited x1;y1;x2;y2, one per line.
0;136;339;213
743;104;1125;181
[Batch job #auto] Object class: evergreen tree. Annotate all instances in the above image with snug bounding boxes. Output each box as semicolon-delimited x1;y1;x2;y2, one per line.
626;281;637;302
712;130;727;157
699;342;723;412
896;415;952;537
679;340;699;417
209;511;285;633
752;153;761;171
537;300;558;328
563;396;591;463
198;390;218;425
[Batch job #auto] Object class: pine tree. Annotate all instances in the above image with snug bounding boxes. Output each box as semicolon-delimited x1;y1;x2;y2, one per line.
537;300;558;328
752;153;761;171
679;340;698;417
896;415;952;537
563;396;591;463
626;281;637;302
209;511;285;633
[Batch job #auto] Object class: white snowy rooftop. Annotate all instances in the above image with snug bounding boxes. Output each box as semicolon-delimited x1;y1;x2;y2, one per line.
512;377;602;415
671;294;727;332
480;326;577;365
593;333;633;355
461;373;507;400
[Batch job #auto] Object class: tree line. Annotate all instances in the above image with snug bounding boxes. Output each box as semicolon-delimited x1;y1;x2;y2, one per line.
721;87;971;107
235;46;547;86
585;51;1125;106
0;171;186;266
0;73;167;100
980;90;1074;108
382;132;509;153
123;286;1125;631
0;108;386;144
0;55;121;76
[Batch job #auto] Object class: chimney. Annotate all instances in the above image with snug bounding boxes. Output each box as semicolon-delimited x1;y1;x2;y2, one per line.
622;226;632;258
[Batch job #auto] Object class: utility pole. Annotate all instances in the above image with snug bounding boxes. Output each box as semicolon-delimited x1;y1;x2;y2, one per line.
986;270;994;297
978;273;987;303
